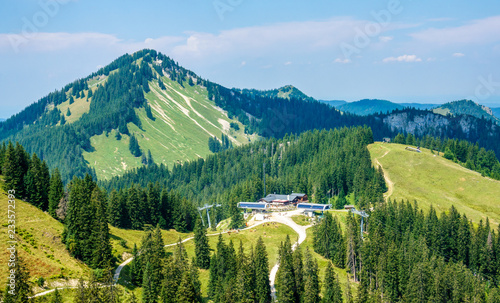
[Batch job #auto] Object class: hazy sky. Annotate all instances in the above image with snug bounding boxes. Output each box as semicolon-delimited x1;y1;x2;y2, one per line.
1;0;500;118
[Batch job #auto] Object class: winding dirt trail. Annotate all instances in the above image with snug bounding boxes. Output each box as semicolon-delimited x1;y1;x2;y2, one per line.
374;147;394;200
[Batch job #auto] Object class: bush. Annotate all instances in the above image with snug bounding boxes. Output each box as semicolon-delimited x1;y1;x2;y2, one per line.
119;239;128;248
37;277;45;288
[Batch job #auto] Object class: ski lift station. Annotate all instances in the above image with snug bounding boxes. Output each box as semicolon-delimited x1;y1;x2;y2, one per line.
237;201;331;219
296;203;332;217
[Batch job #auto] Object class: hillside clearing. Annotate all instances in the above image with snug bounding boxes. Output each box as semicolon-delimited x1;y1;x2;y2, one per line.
83;75;258;180
369;142;500;225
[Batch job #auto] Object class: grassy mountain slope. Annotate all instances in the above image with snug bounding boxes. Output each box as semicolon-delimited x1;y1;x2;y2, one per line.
0;178;88;282
337;99;404;116
432;99;498;122
83;72;255;180
368;142;500;225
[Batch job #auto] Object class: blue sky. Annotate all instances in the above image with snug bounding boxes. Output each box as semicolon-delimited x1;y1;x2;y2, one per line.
1;0;500;118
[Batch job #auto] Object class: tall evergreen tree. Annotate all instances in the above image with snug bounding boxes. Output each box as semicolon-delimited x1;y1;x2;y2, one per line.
142;262;156;303
52;287;63;303
129;134;142;157
48;168;64;218
90;186;113;269
176;270;200;303
194;219;211;269
107;189;121;227
254;237;271;303
127;184;143;229
303;248;320;303
276;236;298;303
322;262;342;303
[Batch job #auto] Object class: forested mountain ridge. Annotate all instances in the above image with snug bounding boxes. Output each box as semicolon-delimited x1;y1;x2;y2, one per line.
433;99;499;122
2;49;500;182
235;85;316;102
0;50;256;181
336;99;404;116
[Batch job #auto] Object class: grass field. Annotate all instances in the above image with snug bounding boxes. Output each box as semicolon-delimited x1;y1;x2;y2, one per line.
56;91;92;124
369;142;500;225
84;74;258;180
0;178;88;285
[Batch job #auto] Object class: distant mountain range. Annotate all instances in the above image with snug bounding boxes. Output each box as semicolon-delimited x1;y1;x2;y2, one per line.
0;118;5;122
319;98;500;121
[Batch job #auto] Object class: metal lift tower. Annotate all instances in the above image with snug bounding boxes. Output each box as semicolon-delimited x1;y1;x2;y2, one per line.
197;204;222;229
350;208;369;239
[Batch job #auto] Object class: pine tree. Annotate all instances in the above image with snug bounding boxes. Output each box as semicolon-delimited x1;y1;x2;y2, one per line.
129;135;142;157
322;262;342;303
303;248;320;303
176;270;200;303
52;287;63;303
147;149;154;166
130;244;142;286
0;142;6;175
2;142;16;192
65;174;97;263
107;189;121;227
254;237;271;303
142;262;156;303
90;186;113;269
194;219;211;269
147;183;161;225
345;278;354;303
292;247;304;301
127;185;143;229
48;168;64;218
276;236;297;303
66;107;71;116
229;202;244;229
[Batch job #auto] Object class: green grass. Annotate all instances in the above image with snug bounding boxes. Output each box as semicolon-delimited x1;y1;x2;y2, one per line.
109;226;192;262
82;131;143;179
56;92;91;124
369;142;500;225
291;215;313;226
0;177;88;285
84;74;259;180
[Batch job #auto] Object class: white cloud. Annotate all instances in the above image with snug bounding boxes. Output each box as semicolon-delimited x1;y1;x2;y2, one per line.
334;58;351;64
284;61;292;65
0;32;183;54
0;32;121;53
240;61;246;66
452;52;465;57
383;54;422;63
410;15;500;45
170;18;368;60
379;36;393;43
